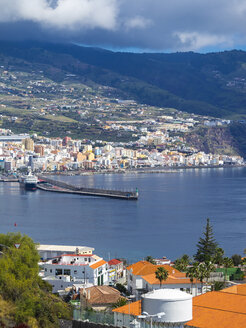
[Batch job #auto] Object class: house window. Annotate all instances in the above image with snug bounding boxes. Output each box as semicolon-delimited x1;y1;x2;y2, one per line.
88;258;91;262
55;269;62;275
64;269;71;275
50;269;52;273
45;268;47;272
74;270;77;274
85;258;87;261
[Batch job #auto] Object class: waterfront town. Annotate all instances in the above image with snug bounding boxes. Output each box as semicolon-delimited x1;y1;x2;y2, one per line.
0;64;244;174
0;128;243;174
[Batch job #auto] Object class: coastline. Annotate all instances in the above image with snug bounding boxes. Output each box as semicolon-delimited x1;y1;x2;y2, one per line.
44;164;245;176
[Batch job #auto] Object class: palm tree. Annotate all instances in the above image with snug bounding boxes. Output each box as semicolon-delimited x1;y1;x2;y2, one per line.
155;267;169;288
186;266;195;294
174;254;191;272
198;263;207;293
201;261;215;293
187;262;200;295
223;257;233;282
213;247;225;265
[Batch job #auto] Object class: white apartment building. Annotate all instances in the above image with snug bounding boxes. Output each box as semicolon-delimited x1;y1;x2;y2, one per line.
41;252;109;293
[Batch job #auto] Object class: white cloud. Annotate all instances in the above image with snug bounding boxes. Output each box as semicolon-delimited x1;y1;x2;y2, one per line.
174;32;233;51
124;16;152;30
2;0;246;51
0;0;118;30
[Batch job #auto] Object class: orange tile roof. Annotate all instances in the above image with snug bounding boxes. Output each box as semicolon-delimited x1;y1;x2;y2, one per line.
192;291;246;314
112;300;141;316
127;261;194;286
186;287;246;328
127;261;152;275
220;284;246;296
142;273;198;285
90;260;107;269
127;261;182;277
186;306;246;328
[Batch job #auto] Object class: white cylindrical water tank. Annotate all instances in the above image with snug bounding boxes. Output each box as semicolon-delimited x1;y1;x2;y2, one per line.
142;289;192;323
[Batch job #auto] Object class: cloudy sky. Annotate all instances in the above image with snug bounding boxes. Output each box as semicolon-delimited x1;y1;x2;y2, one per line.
0;0;246;52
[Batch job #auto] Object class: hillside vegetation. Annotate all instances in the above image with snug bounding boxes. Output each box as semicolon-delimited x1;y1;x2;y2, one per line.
1;41;246;118
0;233;72;327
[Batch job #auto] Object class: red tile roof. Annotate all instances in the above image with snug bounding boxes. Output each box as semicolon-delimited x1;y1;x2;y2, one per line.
108;259;122;266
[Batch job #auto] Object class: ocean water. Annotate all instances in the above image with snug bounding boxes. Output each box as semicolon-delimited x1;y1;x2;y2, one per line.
0;167;245;262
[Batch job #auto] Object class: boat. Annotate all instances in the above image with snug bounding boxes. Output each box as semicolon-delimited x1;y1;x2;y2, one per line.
19;172;38;191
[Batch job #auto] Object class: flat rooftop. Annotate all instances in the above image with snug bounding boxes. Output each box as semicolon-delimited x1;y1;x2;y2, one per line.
37;244;95;252
0;134;30;141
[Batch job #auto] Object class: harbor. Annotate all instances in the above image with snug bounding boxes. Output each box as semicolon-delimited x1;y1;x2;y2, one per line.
37;176;139;200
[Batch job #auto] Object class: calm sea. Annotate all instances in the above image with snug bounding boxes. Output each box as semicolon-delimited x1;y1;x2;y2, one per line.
1;167;245;262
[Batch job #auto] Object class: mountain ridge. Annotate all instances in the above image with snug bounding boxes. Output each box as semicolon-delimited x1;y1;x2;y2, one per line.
1;41;246;118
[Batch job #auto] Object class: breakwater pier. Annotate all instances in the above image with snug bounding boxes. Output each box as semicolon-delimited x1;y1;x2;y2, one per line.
37;176;138;200
0;177;18;182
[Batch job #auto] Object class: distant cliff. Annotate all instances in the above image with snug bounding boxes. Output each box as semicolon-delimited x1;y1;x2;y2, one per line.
185;123;246;158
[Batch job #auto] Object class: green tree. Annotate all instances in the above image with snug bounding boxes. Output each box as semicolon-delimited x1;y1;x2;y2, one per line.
0;232;72;327
112;298;128;309
198;261;215;293
212;281;226;291
174;254;191;272
186;266;196;292
195;218;218;262
223;257;233;282
155;267;169;288
213;247;225;265
231;254;242;266
186;262;200;295
115;283;129;296
145;256;156;264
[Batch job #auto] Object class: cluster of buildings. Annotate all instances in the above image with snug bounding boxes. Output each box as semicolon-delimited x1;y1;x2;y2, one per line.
113;261;246;328
38;245;246;328
113;284;246;328
0;129;243;173
1;65;244;173
38;244;124;293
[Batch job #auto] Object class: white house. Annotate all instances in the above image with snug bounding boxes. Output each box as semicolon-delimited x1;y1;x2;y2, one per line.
41;252;108;292
37;244;94;260
127;261;201;298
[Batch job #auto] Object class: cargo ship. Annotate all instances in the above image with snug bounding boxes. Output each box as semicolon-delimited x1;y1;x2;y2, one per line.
19;172;38;191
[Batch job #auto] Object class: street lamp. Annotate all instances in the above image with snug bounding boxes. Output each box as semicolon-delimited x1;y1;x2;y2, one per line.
138;311;165;328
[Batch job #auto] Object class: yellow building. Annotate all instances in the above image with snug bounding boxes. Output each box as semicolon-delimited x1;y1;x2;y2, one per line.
87;152;95;161
23;138;34;151
84;145;92;152
76;152;87;162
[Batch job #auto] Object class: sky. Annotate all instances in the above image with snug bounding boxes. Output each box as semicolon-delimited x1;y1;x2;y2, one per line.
0;0;246;52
